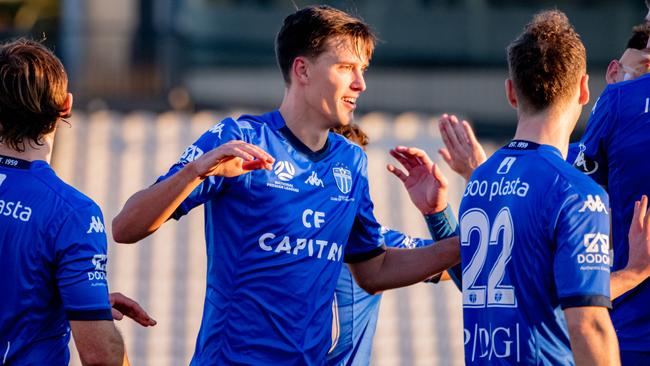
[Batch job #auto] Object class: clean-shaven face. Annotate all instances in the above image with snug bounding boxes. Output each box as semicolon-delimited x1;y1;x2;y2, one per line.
304;37;369;128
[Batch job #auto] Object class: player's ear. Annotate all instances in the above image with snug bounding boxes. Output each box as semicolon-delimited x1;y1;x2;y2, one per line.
578;74;589;106
505;79;518;109
61;93;73;118
292;56;310;86
605;60;620;85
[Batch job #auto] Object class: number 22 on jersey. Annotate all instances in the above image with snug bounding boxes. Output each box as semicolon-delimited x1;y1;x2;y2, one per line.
461;207;517;308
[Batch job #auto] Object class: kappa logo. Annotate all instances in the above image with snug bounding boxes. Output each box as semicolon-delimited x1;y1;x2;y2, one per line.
333;167;352;194
572;143;599;175
208;122;224;138
179;144;204;163
305;171;324;187
86;216;105;234
496;157;516;174
274;161;296;182
0;173;6;187
578;195;608;214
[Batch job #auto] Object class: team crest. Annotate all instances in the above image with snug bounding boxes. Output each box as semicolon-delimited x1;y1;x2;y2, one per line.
332;167;352;194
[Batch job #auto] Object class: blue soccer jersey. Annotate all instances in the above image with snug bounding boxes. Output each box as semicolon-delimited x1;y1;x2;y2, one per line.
0;156;112;365
572;74;650;351
459;141;611;365
157;110;386;365
328;228;432;366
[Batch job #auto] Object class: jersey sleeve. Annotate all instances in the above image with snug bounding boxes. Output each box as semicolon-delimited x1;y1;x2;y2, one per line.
344;158;386;263
381;227;433;249
553;186;611;309
54;203;112;320
156;118;245;219
572;89;617;186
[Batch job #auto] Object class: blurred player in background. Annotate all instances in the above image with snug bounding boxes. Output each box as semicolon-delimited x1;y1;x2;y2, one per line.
112;5;460;365
0;39;154;366
571;19;650;366
327;124;462;366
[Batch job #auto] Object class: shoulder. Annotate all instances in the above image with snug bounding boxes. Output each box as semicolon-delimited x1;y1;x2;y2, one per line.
31;163;101;214
540;153;607;204
329;132;367;166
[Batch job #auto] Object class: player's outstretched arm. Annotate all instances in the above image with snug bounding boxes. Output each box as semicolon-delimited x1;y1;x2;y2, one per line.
611;195;650;299
112;141;274;243
348;236;460;294
387;146;448;215
70;320;124;366
438;114;487;181
110;292;157;327
564;306;620;366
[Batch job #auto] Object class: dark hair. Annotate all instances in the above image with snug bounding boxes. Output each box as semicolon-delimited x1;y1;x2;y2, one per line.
506;10;586;113
626;23;650;50
0;38;69;151
275;5;376;84
331;124;369;148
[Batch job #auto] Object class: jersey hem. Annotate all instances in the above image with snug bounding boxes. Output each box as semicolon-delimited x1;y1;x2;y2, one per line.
559;294;611;309
66;308;113;320
344;246;386;263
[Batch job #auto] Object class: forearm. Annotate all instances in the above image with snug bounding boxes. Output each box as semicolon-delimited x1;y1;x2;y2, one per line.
566;308;620;366
611;268;647;300
358;236;460;293
112;163;204;243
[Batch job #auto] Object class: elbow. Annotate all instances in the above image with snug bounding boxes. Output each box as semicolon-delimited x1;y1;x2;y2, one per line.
79;346;124;366
111;215;136;244
356;277;382;295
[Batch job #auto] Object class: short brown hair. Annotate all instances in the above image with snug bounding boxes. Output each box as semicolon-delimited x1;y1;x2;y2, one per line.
626;23;650;50
275;5;376;84
331;124;369;148
506;10;586;113
0;38;69;151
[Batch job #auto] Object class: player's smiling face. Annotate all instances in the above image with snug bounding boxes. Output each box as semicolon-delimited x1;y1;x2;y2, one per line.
304;37;369;128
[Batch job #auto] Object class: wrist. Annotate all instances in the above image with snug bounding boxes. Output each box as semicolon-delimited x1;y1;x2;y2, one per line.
185;160;207;181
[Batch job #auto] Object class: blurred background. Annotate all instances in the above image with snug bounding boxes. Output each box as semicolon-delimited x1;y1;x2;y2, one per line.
1;0;646;365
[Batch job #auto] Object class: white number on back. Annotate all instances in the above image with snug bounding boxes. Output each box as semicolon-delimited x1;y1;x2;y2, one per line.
460;207;517;308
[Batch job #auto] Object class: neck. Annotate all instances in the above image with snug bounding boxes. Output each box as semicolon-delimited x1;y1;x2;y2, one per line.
279;88;330;152
512;107;576;158
0;133;55;163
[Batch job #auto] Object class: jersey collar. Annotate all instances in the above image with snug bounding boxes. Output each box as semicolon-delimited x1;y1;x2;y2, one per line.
0;155;32;169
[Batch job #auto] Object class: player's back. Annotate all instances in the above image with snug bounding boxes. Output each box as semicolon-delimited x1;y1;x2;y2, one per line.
0;156;105;364
459;141;611;365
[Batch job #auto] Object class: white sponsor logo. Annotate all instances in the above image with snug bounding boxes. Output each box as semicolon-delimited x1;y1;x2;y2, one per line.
86;216;105;234
463;177;529;202
578;233;610;266
578;195;607;214
496;157;516;174
88;254;108;281
572;143;599;175
258;233;343;262
305;171;324;187
0;200;32;222
179;144;204;163
333;167;352;194
0;173;6;186
274;161;296;182
464;323;521;362
209;122;224;138
92;254;107;271
302;209;325;228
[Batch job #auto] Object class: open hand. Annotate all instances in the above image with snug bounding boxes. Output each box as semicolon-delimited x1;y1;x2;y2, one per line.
110;292;157;327
387;146;448;214
626;195;650;279
438;114;486;181
192;140;274;179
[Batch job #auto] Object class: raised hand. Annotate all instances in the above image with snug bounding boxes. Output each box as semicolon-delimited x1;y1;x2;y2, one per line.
387;146;448;215
110;292;157;327
626;195;650;279
192;140;275;179
438;114;487;181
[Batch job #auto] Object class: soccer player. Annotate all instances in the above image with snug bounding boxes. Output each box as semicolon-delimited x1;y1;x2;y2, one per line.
327;124;460;366
0;39;154;366
572;22;650;366
112;5;460;364
394;10;634;365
